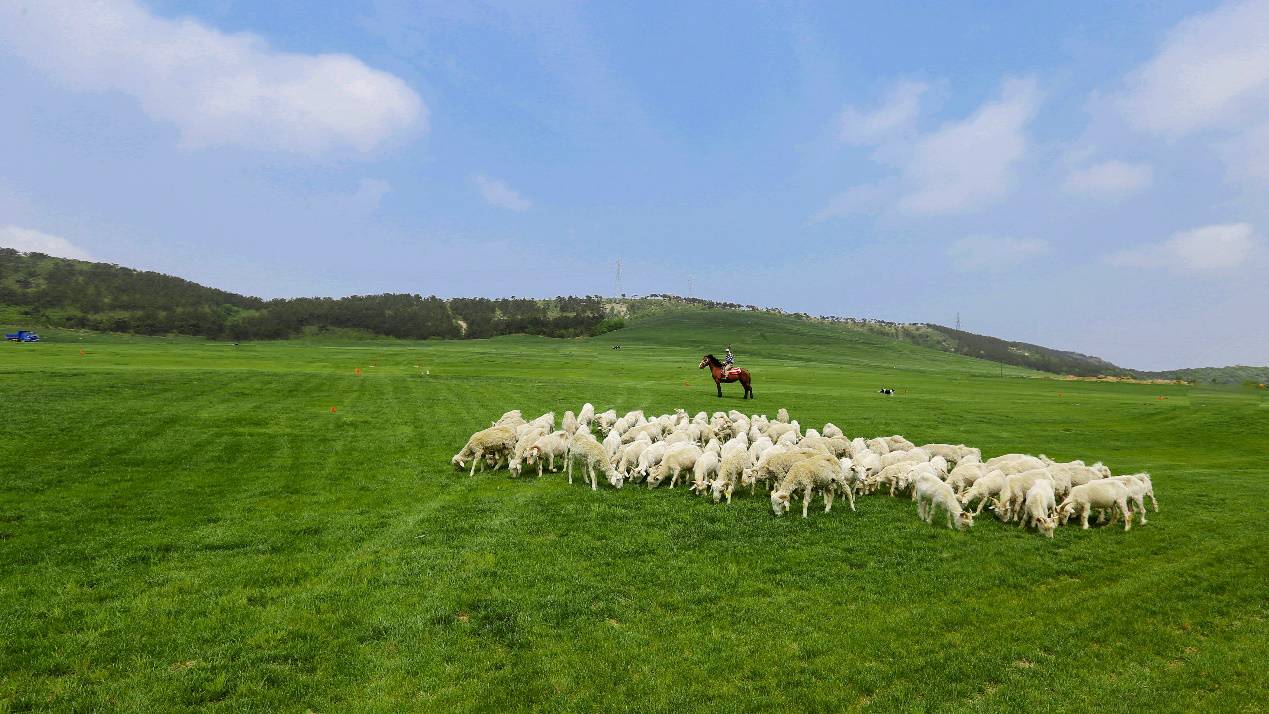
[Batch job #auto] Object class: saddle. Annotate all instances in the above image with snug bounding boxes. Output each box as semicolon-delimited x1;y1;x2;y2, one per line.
722;367;743;379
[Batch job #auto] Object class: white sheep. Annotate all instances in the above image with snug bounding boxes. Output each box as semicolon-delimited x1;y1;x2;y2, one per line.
578;402;595;429
567;435;623;490
493;410;525;428
602;430;623;460
1021;479;1058;538
709;452;749;504
526;431;571;477
648;443;703;489
922;443;981;465
776;408;790;424
946;461;990;495
528;412;555;432
508;425;547;477
914;473;974;530
994;469;1054;522
691;450;721;494
633;441;670;482
770;454;841;518
1113;473;1158;524
958;469;1008;515
823;422;844;439
615;440;651;478
452;425;517;476
1058;480;1133;530
562;410;579;435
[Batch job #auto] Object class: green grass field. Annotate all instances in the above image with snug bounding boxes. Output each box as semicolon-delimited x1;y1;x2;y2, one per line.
2;310;1266;711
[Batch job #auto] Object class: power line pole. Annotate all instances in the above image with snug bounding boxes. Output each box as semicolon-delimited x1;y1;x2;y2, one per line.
615;257;623;297
956;312;961;330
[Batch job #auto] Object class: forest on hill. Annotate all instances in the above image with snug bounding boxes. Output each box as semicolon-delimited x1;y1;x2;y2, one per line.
0;249;613;340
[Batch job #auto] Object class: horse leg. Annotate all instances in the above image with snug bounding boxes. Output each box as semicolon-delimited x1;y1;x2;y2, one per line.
716;379;722;398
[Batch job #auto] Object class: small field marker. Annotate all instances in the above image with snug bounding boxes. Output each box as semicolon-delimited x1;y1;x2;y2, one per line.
330;406;337;413
355;367;362;376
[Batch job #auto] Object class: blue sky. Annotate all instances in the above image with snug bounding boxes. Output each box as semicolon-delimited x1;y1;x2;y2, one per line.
1;1;1267;370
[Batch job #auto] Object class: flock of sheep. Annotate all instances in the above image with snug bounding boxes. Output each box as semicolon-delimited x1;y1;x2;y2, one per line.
451;404;1158;535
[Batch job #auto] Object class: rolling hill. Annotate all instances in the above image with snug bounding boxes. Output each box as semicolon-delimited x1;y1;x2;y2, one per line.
2;248;1264;384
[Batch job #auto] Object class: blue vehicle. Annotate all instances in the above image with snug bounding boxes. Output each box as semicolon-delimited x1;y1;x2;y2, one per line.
4;330;40;342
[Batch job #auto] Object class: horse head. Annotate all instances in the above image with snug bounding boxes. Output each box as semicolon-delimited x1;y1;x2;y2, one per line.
699;354;719;369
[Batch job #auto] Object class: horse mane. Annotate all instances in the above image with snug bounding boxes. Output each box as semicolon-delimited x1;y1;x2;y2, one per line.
702;354;722;367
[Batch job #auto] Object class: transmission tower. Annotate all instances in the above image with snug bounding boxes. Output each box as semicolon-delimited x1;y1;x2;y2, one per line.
956;312;961;330
615;258;623;297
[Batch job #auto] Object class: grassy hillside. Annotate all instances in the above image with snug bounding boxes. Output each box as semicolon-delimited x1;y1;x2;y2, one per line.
1;311;1265;711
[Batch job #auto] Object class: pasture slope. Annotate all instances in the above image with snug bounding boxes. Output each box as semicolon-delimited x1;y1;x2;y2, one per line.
1;310;1266;712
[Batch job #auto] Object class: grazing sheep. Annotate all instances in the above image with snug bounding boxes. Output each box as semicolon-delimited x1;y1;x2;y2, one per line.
633;442;670;482
914;473;974;530
452;425;517;476
648;444;704;489
528;412;555;432
823;422;844;439
946;461;991;495
770;454;841;518
747;436;775;466
835;458;860;511
991;455;1049;477
776;430;800;447
691;450;721;494
959;470;1008;515
493;410;525;428
616;440;652;478
526;431;571;477
578;402;595;429
1113;473;1158;524
743;447;810;495
508;425;547;477
602;430;623;460
864;437;892;455
767;422;797;443
709;452;749;504
1058;480;1133;530
883;435;917;451
562;410;579;436
993;469;1059;522
567;435;624;490
923;443;981;466
1022;479;1058;537
596;409;618;434
776;408;790;424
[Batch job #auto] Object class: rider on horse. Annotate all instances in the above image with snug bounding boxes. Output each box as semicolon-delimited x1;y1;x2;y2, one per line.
723;346;735;372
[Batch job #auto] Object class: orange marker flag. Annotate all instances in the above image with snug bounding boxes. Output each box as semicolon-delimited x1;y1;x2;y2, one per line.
355;367;362;376
330;406;337;413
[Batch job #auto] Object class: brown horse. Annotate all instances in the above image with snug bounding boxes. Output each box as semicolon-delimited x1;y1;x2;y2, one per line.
699;354;754;399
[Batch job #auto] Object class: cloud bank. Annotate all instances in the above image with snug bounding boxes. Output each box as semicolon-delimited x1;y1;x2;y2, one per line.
0;0;425;156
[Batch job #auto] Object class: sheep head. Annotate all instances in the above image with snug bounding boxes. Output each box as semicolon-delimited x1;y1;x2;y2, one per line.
770;489;791;516
957;511;975;530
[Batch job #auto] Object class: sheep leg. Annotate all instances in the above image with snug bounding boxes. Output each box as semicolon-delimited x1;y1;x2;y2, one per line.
1136;496;1148;524
590;462;598;491
1080;506;1090;529
801;488;812;518
845;486;856;512
824;489;834;513
567;458;574;485
1150;493;1159;512
1120;499;1131;530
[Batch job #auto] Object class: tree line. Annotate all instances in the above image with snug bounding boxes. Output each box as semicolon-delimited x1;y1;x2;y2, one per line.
0;249;614;340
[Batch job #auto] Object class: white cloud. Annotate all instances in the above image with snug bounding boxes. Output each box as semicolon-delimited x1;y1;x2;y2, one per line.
820;78;1040;218
0;226;97;261
838;80;928;145
0;0;424;156
948;236;1049;272
473;175;532;212
1064;160;1153;199
897;78;1040;214
1108;223;1256;271
1117;0;1269;137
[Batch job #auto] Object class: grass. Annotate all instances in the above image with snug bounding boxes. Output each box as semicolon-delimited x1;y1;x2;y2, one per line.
1;311;1266;711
